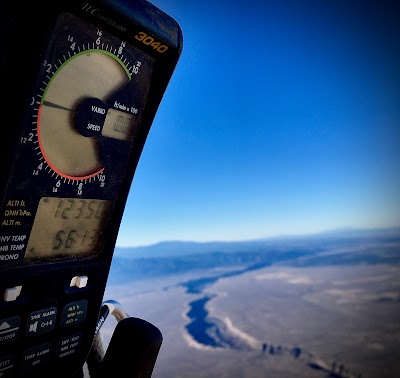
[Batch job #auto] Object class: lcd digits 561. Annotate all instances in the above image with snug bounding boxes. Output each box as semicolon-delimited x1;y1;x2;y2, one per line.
25;197;112;260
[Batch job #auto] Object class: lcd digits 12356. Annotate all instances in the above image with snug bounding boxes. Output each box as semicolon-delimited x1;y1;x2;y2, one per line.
25;197;112;260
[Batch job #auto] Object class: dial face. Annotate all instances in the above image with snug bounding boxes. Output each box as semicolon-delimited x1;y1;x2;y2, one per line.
0;12;154;263
38;51;127;179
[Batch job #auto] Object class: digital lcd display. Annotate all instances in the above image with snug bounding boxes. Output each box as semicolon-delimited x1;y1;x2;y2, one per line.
102;108;135;141
25;197;112;260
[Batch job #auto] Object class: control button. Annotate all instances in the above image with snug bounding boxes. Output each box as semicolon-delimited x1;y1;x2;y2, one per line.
25;307;57;336
0;354;16;377
0;316;20;346
2;286;22;302
56;333;83;360
60;300;88;328
70;275;88;289
21;342;52;375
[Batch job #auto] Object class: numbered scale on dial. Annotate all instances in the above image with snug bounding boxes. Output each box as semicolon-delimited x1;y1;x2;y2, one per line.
0;12;154;264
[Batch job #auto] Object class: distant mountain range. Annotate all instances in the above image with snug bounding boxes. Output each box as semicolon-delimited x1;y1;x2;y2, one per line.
108;227;400;284
114;226;400;258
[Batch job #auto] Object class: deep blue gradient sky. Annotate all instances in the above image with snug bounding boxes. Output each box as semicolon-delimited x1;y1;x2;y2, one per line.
116;0;400;247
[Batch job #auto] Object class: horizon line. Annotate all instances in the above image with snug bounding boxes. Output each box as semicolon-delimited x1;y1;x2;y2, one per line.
115;225;400;249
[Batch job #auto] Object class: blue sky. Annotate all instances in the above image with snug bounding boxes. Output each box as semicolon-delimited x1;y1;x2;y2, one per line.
116;0;400;247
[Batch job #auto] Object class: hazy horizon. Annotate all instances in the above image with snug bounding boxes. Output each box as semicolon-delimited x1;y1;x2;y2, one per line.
115;225;400;249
